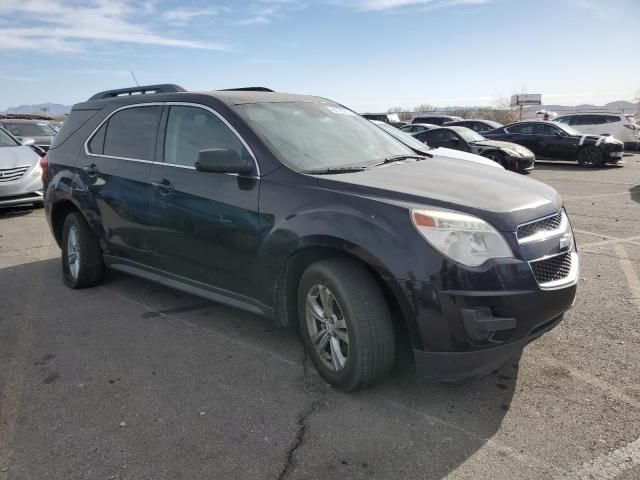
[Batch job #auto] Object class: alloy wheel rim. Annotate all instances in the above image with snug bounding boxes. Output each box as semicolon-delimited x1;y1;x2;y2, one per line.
67;226;80;279
305;284;349;372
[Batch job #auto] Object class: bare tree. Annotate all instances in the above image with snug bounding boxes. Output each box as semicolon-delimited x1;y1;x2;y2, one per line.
412;103;436;115
387;106;412;122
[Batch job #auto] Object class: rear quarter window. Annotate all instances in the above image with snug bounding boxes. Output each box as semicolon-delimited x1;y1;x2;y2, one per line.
50;109;100;149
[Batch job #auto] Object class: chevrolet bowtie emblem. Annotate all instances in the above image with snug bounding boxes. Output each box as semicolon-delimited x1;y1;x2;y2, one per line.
559;234;571;251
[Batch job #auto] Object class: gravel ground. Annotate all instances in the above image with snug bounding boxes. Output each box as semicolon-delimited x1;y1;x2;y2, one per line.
1;153;639;480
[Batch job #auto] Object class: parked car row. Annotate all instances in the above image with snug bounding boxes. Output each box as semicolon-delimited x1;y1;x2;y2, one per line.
397;112;628;169
0;117;57;153
0;126;44;208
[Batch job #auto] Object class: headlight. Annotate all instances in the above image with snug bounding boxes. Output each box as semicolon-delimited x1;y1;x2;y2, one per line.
30;162;42;178
410;209;513;267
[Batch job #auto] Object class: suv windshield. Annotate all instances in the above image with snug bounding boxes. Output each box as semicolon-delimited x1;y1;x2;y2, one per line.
3;122;56;137
235;102;414;171
0;128;20;147
373;121;431;153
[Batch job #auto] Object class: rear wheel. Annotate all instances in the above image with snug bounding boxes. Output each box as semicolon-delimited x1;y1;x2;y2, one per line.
577;145;604;167
298;258;395;391
61;212;104;289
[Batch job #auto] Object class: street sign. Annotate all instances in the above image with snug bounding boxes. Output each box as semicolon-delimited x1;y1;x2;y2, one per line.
510;94;542;107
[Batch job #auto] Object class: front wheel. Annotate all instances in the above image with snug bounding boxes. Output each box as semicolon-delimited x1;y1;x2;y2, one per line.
61;212;104;288
484;151;506;168
298;258;395;391
577;145;604;167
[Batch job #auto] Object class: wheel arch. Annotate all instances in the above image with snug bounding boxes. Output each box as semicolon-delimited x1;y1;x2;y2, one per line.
272;240;423;351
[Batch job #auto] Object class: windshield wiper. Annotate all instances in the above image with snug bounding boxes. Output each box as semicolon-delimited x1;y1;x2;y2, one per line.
369;154;426;168
302;166;369;174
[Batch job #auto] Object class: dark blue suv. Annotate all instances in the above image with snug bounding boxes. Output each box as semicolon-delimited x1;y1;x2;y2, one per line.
43;84;578;391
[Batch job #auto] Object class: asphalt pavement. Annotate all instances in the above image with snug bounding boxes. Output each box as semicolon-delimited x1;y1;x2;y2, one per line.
1;154;639;480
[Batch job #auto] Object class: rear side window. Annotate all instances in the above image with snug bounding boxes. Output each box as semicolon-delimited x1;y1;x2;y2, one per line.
506;124;535;134
163;106;248;167
101;106;162;160
605;115;621;123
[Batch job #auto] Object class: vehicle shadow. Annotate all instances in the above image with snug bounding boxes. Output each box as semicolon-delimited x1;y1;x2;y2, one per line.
0;205;36;219
533;161;622;172
631;186;640;204
1;258;520;479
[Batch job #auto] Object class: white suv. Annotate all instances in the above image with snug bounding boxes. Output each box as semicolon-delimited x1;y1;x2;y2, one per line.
554;113;639;150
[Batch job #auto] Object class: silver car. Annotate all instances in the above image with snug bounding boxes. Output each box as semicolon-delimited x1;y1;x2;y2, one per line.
0;127;44;208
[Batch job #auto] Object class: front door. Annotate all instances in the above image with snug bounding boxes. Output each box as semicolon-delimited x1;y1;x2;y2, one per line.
79;104;162;262
146;104;261;297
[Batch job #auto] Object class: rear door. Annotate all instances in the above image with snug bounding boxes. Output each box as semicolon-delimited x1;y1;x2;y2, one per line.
503;124;542;154
146;103;261;297
80;103;162;261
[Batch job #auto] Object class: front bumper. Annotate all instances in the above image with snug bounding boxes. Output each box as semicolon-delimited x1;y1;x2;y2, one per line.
413;313;563;380
0;171;44;207
391;243;578;381
504;154;535;173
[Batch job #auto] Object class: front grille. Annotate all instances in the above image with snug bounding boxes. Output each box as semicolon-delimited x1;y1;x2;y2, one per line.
517;211;563;241
0;165;30;183
530;252;572;284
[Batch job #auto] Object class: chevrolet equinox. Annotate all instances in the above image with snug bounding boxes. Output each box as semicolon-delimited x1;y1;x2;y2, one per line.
43;84;579;391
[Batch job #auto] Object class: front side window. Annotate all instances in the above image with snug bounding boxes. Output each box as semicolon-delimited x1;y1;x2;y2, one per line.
163;106;249;167
536;124;560;136
235;102;414;171
102;105;162;160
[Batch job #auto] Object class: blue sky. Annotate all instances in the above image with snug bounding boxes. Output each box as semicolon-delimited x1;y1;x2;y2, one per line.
0;0;638;112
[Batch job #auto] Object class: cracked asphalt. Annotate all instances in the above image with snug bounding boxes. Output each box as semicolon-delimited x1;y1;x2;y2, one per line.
1;153;639;480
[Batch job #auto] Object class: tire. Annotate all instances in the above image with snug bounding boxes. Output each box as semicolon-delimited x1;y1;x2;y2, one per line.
297;258;395;391
61;212;104;289
484;151;506;168
577;145;604;167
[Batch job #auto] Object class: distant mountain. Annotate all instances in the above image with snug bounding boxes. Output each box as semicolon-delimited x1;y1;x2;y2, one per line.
1;103;71;116
525;101;639;114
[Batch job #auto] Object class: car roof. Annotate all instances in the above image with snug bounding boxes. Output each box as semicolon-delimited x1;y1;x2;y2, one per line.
556;112;621;116
75;89;330;111
408;123;438;127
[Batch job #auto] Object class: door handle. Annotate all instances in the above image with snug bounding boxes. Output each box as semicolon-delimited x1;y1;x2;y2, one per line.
82;163;99;176
151;179;175;194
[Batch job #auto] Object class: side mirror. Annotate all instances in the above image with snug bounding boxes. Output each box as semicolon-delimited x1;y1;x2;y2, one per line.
195;148;253;174
21;137;35;146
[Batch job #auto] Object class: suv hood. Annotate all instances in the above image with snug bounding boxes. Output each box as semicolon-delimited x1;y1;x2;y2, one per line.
0;146;40;169
316;157;561;231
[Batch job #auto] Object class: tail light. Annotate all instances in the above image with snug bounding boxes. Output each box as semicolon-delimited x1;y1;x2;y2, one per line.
623;124;636;130
40;154;49;182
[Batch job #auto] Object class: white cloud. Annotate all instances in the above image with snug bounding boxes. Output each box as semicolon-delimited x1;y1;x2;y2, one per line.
332;0;491;11
162;6;228;26
0;0;229;52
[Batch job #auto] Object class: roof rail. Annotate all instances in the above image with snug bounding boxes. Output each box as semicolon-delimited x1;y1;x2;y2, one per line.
88;84;187;101
218;87;274;92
